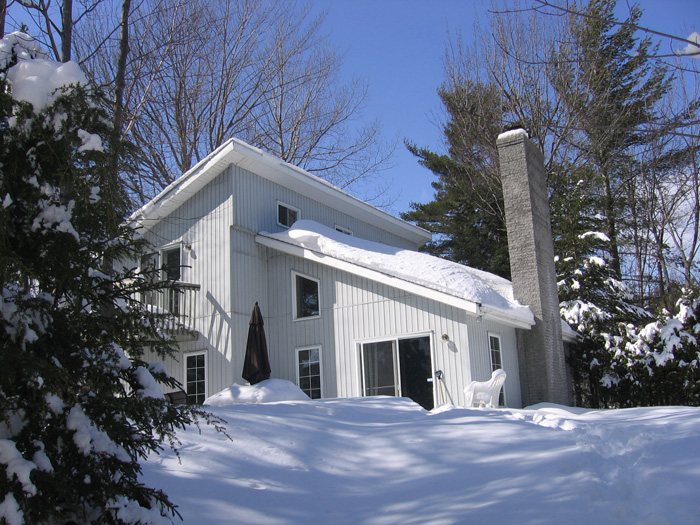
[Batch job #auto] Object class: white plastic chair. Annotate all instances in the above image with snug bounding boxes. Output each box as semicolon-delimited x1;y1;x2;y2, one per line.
464;369;507;408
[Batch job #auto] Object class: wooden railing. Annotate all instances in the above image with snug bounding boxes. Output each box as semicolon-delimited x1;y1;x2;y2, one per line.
142;282;200;336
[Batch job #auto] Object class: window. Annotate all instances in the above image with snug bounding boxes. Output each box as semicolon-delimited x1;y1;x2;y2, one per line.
293;272;319;319
489;334;503;371
297;347;322;399
488;333;505;406
277;202;299;228
162;246;182;314
185;352;206;404
162;246;181;281
139;252;159;306
335;225;353;236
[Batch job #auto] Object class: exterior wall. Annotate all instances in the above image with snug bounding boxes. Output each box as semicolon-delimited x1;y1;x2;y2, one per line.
232;166;418;249
138;168;235;399
465;318;522;408
136;159;524;408
262;249;523;408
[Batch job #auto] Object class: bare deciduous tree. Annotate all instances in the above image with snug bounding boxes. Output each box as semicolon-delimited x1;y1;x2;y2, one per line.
76;0;393;204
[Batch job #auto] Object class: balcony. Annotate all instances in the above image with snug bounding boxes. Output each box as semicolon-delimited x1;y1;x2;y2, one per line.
142;282;200;339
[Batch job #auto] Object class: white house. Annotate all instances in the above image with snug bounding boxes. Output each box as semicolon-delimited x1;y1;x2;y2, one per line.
130;134;570;409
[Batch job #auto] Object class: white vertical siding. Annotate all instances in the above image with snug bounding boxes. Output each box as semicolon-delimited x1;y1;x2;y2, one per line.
138;168;235;398
137;161;523;408
262;249;523;408
465;318;522;408
233;166;418;249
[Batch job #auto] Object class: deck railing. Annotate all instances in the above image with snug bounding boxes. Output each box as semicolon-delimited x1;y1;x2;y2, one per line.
142;282;200;336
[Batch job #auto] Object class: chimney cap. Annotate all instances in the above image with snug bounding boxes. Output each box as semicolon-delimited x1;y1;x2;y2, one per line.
497;128;529;142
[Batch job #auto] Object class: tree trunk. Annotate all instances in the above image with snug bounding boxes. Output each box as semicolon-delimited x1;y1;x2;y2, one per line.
1;0;7;39
113;0;130;137
61;0;73;62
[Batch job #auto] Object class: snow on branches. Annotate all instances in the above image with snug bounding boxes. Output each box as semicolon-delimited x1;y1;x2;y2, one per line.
560;250;700;407
0;33;226;524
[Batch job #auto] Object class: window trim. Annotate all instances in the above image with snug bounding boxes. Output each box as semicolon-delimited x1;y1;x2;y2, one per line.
487;332;505;406
295;345;323;399
277;201;300;229
292;271;321;321
184;350;207;405
161;243;183;282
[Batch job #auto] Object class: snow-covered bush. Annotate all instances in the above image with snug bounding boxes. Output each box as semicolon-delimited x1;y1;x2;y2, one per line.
0;33;224;524
559;245;700;407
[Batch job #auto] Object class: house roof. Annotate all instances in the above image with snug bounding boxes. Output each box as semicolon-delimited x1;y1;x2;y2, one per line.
129;138;432;247
256;220;535;329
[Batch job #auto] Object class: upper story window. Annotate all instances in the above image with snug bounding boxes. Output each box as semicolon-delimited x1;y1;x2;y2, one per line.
293;272;319;319
162;246;181;281
278;202;299;228
335;225;353;236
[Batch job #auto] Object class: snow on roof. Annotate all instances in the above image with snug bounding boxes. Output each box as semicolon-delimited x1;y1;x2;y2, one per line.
258;220;534;327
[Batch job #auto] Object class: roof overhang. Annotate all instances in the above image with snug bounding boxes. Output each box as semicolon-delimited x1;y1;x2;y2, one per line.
129;138;431;247
255;234;535;330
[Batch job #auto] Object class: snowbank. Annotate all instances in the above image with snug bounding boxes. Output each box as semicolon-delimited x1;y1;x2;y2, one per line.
142;398;700;524
203;379;310;406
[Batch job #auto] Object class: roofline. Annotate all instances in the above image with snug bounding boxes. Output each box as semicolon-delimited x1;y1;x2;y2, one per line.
255;234;535;330
129;138;432;246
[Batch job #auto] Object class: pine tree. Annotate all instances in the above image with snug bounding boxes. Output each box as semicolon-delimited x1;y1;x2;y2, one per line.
552;0;670;281
0;33;224;524
402;82;512;278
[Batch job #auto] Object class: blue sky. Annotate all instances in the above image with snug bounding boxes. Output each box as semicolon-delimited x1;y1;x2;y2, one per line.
310;0;699;217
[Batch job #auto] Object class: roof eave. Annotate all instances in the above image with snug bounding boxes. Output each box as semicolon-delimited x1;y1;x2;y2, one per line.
255;234;535;330
129;138;432;247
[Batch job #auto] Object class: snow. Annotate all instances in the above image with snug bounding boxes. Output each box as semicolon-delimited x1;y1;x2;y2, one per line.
65;405;130;462
31;199;79;240
0;493;23;525
204;379;311;406
2;32;86;115
0;439;37;496
77;129;104;153
497;128;528;141
579;231;611;242
261;220;532;324
142;380;700;524
679;32;700;58
0;32;49;70
135;366;165;399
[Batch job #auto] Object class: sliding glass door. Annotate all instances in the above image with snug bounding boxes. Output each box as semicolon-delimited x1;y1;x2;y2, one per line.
360;335;434;410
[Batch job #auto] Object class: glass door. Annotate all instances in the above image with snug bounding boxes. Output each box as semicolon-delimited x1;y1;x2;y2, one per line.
398;336;433;410
361;340;398;397
361;335;434;409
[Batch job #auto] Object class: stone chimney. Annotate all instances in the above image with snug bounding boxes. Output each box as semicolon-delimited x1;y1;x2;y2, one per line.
497;129;571;406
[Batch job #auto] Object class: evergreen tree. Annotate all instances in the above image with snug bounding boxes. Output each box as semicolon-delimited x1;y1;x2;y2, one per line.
402;82;512;278
0;33;224;524
552;0;670;280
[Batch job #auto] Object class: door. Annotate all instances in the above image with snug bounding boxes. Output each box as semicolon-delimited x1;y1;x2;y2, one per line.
398;336;433;410
361;335;434;410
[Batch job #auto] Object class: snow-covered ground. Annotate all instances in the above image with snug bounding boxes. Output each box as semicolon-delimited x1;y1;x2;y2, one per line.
142;380;700;524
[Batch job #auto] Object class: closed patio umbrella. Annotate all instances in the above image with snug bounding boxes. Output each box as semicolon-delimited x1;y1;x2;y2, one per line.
242;302;271;385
